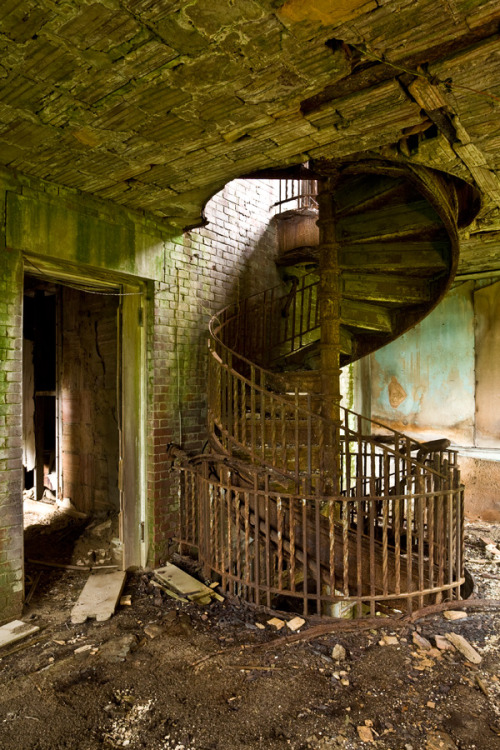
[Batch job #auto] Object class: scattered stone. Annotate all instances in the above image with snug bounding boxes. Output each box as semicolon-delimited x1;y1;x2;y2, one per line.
485;543;500;558
445;633;482;664
120;595;132;606
357;725;374;742
413;655;435;670
332;644;347;662
413;632;432;650
443;610;467;621
255;623;265;630
287;616;305;632
74;644;93;655
427;700;436;708
434;634;455;651
144;623;165;639
100;634;137;663
379;635;399;646
267;617;285;630
426;730;457;749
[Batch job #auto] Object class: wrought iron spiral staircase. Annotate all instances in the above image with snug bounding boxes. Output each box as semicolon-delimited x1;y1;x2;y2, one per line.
175;160;479;618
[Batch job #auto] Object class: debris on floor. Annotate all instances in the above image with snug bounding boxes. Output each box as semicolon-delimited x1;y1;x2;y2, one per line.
445;632;482;663
1;519;498;750
154;563;224;605
287;616;306;632
0;620;40;649
70;570;127;624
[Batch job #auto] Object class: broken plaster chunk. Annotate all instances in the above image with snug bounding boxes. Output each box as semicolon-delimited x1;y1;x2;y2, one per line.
485;543;500;558
332;644;347;662
445;632;482;664
434;634;455;651
412;632;432;650
379;635;399;646
357;725;375;742
74;644;93;655
99;634;136;663
286;616;305;632
443;610;467;621
267;617;285;630
144;623;165;639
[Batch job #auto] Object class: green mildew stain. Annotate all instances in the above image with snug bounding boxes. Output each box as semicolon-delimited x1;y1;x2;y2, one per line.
75;214;136;273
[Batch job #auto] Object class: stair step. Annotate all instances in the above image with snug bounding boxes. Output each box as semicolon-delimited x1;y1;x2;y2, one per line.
272;327;353;368
335;174;405;215
336;177;413;217
276;245;319;266
342;272;431;305
337;200;443;243
339;241;448;275
341;299;393;333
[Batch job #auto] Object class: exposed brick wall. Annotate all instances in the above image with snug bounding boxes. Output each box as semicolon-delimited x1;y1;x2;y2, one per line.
0;164;281;592
147;178;280;563
0;249;24;623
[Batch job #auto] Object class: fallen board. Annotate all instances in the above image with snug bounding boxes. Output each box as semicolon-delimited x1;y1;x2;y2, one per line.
0;620;39;649
71;571;127;624
154;563;223;604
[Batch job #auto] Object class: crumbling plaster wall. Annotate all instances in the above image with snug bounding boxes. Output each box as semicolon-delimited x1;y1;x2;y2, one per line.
0;165;279;621
370;283;476;445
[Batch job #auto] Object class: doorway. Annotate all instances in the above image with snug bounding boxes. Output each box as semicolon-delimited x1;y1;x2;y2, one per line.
23;273;124;574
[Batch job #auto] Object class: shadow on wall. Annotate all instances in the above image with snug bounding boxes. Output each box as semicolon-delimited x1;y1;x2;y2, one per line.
167;178;283;453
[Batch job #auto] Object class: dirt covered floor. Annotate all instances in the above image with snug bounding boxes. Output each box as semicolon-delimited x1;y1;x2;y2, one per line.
1;518;500;750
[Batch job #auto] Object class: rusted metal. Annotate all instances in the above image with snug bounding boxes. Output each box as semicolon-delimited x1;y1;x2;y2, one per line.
178;164;467;619
274;178;319;211
197;277;466;615
175;458;464;615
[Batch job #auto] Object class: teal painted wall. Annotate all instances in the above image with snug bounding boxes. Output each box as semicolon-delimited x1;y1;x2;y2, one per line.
370;282;476;445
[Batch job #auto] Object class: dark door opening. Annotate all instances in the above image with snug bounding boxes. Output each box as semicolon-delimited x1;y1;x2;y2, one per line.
23;278;57;503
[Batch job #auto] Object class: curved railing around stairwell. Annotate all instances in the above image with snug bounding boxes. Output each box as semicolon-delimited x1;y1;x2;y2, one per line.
174;272;465;618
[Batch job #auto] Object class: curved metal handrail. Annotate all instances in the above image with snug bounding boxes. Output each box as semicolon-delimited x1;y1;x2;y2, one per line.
208;277;460;489
176;163;469;618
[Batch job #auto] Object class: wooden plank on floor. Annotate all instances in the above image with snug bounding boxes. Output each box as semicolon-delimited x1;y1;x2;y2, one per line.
0;620;40;649
154;563;223;603
71;571;126;624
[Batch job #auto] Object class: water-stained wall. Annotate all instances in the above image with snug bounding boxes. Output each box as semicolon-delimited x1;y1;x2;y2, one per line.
370;283;476;445
474;281;500;448
370;277;500;521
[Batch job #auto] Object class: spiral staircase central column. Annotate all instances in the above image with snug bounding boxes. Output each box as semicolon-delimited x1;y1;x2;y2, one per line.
317;176;342;495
